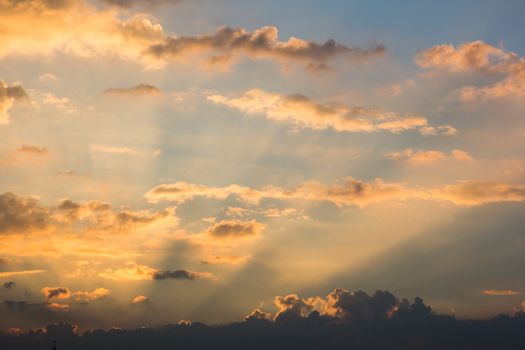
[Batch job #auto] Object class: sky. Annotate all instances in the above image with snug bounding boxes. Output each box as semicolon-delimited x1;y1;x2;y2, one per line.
1;0;525;333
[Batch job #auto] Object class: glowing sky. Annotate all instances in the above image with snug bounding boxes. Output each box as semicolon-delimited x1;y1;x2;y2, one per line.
1;0;525;332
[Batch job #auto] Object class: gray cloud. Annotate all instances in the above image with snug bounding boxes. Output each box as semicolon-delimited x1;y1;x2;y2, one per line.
146;26;385;68
152;269;213;281
0;80;28;124
103;84;161;97
0;192;50;235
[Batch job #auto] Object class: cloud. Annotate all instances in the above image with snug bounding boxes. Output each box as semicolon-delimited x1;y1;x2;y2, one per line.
98;0;181;8
55;198;174;235
417;41;525;101
131;295;149;304
103;84;161;96
146;25;385;69
0;192;50;235
146;177;525;208
0;80;28;124
274;293;320;321
201;255;250;265
41;286;110;304
152;269;214;281
2;281;16;289
323;288;398;319
0;1;382;71
207;89;455;135
432;181;525;206
98;262;157;281
0;0;165;66
17;145;48;155
206;220;265;239
98;262;212;281
41;287;71;300
244;308;272;322
90;145;139;155
482;289;520;296
38;73;59;83
72;288;111;302
0;270;46;278
387;148;473;164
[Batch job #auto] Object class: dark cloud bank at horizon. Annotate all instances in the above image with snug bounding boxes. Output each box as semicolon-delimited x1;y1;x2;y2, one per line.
1;288;525;350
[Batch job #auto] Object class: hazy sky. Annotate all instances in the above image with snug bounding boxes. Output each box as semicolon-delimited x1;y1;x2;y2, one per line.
1;0;525;332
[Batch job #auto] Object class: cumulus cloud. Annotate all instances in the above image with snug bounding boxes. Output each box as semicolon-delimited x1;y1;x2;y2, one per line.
274;293;321;321
54;197;174;235
146;25;385;69
323;288;398;319
103;84;161;96
273;288;430;322
0;1;383;71
206;220;265;239
0;0;165;66
417;41;525;101
152;269;214;281
244;308;272;322
208;89;455;135
482;289;520;296
0;80;28;124
0;192;51;235
387;148;473;164
146;177;525;208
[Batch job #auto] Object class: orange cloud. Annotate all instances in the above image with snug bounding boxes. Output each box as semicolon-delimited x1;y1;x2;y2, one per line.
481;289;520;296
146;177;525;208
387;148;473;164
0;269;46;278
417;41;525;101
207;89;455;135
132;295;149;304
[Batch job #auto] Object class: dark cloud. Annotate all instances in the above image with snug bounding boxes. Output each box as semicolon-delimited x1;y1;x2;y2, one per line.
3;294;525;350
2;300;28;311
0;192;50;235
2;281;16;290
146;26;385;68
103;84;161;97
42;287;70;300
152;269;212;281
1;80;28;124
325;288;398;320
207;220;264;239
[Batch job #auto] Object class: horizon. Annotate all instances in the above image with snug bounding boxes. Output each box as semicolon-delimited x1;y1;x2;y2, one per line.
1;0;525;346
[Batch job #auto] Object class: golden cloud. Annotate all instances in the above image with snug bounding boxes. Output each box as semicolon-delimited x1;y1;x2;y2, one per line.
207;89;455;135
147;177;525;208
417;41;525;101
